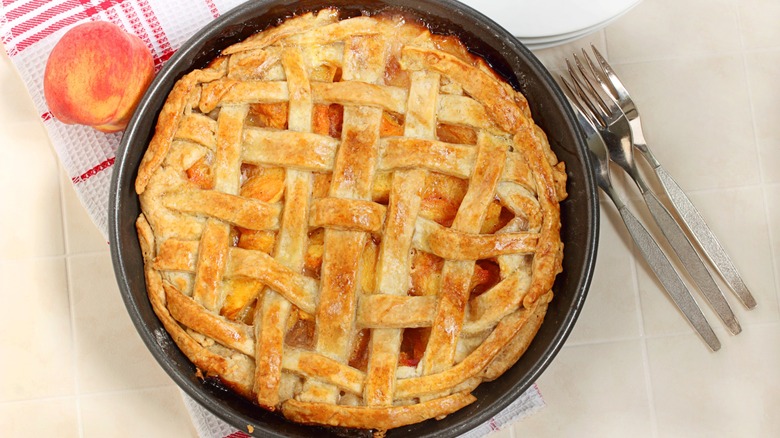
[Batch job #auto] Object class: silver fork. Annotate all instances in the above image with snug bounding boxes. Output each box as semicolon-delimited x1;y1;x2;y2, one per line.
566;56;742;336
583;45;757;310
560;78;720;351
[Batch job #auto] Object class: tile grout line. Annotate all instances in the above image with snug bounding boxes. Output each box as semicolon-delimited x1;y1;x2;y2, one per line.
0;248;113;264
561;324;776;347
58;165;73;257
0;253;71;264
605;22;660;437
58;163;85;438
603;44;780;67
767;186;780;317
732;1;780;315
0;383;182;406
74;384;182;399
0;394;79;407
734;0;767;187
628;234;660;438
601;25;609;59
66;249;113;259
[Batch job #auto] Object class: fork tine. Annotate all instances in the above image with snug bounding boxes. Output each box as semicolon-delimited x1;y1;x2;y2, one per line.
580;48;617;101
559;77;597;138
589;44;636;116
570;55;606;112
572;52;621;116
558;75;579;109
559;75;596;126
566;59;609;126
560;75;604;133
590;45;626;95
565;60;599;116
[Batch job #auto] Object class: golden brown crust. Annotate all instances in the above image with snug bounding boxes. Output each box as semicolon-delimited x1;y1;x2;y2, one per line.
135;8;566;432
482;291;551;381
282;391;477;429
136;65;226;194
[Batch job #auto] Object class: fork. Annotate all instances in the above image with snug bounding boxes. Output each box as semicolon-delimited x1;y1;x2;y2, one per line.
582;45;757;310
566;56;742;336
560;79;720;351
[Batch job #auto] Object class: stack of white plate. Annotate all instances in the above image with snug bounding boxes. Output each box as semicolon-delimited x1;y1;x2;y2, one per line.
459;0;641;50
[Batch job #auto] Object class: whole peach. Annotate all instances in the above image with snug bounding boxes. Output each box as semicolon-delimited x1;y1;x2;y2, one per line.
43;21;154;133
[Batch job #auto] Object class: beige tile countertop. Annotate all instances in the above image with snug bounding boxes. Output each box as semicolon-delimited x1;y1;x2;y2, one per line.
1;0;778;436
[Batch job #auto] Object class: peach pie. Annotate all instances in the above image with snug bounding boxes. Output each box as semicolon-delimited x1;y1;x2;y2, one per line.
135;8;567;432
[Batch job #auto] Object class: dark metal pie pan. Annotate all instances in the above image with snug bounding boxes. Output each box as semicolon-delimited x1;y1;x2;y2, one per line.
109;0;599;436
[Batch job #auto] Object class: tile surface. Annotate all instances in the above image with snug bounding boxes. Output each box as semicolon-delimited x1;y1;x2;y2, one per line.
646;325;780;437
1;0;779;437
60;170;109;254
0;258;74;402
565;198;643;345
607;55;760;191
80;387;197;438
0;398;80;437
0;122;64;259
744;49;780;142
737;0;780;50
766;185;780;310
69;253;174;393
635;186;777;338
606;0;741;62
519;340;655;437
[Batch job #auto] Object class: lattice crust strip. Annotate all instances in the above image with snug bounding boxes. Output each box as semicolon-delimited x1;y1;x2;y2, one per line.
135;8;567;432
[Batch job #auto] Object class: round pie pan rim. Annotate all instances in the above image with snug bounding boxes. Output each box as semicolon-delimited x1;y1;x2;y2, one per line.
108;1;599;437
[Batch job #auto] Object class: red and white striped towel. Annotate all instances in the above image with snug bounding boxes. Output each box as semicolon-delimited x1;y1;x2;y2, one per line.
1;0;236;234
0;1;545;436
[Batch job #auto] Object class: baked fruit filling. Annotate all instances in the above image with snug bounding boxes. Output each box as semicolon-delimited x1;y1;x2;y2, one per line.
135;8;567;433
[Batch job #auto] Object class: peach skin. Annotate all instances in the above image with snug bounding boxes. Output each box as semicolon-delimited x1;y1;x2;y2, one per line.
43;21;154;133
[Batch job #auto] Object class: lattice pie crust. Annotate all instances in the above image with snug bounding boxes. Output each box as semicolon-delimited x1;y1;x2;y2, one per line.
135;8;567;432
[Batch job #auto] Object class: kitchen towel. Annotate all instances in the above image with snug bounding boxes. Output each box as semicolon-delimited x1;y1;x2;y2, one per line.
0;1;546;436
184;383;545;438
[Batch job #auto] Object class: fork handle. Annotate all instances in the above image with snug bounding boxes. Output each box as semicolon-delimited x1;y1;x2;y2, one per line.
655;165;757;309
616;203;720;351
642;190;741;334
